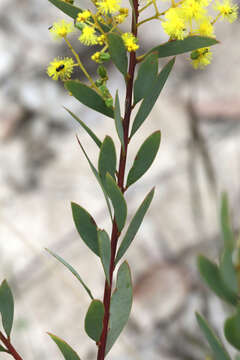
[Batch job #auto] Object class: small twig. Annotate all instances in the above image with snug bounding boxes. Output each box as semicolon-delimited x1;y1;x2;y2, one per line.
0;331;23;360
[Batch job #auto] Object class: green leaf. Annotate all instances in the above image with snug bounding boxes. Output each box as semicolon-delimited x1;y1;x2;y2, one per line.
48;333;81;360
131;58;175;137
85;300;104;342
196;313;231;360
65;81;114;118
114;91;124;150
0;280;14;338
115;188;155;264
105;174;127;232
126;131;161;188
197;255;238;305
71;203;99;256
98;136;117;181
65;107;102;149
106;262;133;354
76;136;112;219
107;33;128;76
0;345;8;352
221;192;235;250
149;36;218;58
98;230;111;285
48;0;82;19
134;52;158;104
46;248;93;299
220;248;238;294
225;307;240;350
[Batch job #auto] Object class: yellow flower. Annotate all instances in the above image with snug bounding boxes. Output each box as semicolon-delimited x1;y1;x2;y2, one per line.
182;0;206;20
162;8;187;40
91;52;101;63
190;47;212;68
96;0;121;14
121;33;139;52
49;20;75;40
76;10;92;22
197;17;215;36
79;26;98;45
47;57;74;80
213;0;238;22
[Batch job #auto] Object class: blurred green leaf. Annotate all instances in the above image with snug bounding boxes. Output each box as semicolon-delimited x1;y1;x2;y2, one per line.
0;345;8;352
220;248;238;293
48;0;82;19
106;262;132;354
114;91;124;150
48;333;81;360
115;188;155;264
98;230;111;285
65;107;102;148
65;81;114;118
105;174;127;232
149;36;218;58
196;313;231;360
108;34;128;76
76;136;112;219
126;131;161;188
98;136;117;181
197;255;238;305
225;307;240;350
131;58;175;137
46;248;93;299
0;280;14;338
85;300;104;342
72;203;99;256
134;52;158;104
221;193;235;250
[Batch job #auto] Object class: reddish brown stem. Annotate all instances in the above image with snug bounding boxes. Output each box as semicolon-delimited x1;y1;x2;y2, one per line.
0;331;23;360
97;2;139;359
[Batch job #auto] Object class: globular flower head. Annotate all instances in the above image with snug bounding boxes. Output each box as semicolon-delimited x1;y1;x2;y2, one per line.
162;8;187;40
121;33;139;52
197;17;215;36
47;57;74;80
213;0;238;22
76;10;92;23
96;0;121;14
190;47;212;68
79;26;98;45
49;19;75;40
182;0;207;20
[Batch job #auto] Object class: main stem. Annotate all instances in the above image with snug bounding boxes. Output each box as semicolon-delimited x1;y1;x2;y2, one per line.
97;1;139;359
0;331;23;360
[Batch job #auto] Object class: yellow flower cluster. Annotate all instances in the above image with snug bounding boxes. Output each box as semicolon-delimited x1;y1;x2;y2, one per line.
47;57;74;80
76;10;92;23
49;19;75;40
96;0;121;14
161;0;238;67
79;26;98;45
190;47;212;69
122;33;139;52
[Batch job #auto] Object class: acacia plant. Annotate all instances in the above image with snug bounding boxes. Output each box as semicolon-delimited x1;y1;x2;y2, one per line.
0;0;238;358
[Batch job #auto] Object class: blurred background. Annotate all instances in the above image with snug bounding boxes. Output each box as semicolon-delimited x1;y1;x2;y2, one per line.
1;0;240;358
